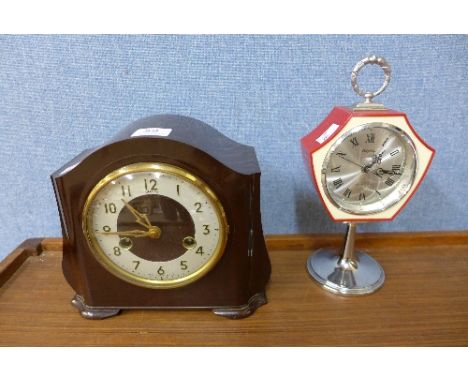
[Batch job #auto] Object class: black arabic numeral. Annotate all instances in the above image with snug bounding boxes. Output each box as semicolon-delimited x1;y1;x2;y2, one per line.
104;203;117;214
144;178;158;192
121;185;131;197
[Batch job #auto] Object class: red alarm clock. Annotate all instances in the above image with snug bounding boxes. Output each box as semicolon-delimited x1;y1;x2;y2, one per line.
301;56;435;295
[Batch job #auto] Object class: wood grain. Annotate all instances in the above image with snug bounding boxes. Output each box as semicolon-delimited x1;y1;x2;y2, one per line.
1;234;467;346
38;231;468;253
265;231;468;250
0;238;43;288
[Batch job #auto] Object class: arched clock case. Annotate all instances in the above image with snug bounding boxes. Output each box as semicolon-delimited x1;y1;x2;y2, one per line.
51;115;271;319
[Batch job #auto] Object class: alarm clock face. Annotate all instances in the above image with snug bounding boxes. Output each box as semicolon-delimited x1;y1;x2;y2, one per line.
82;163;228;289
322;122;417;215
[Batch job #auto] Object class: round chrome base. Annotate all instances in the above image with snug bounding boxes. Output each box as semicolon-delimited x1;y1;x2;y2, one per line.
307;248;385;296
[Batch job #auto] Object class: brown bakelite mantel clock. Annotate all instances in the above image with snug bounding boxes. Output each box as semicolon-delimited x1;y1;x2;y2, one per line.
52;115;271;319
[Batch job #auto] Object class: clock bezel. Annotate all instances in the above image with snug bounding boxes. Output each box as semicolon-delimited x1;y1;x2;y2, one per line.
321;122;418;215
82;162;229;289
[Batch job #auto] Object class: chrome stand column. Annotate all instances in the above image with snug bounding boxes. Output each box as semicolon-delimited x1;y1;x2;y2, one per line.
306;223;385;295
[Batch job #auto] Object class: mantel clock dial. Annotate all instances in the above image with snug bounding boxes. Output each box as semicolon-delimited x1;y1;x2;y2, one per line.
52;115;270;319
301;56;435;296
83;163;228;289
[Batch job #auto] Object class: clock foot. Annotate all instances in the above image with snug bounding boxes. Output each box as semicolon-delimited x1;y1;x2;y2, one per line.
307;248;385;295
212;292;267;319
71;295;121;319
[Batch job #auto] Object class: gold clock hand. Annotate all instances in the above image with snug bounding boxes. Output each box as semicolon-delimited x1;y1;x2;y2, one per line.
99;229;153;237
141;213;152;228
121;199;152;229
100;227;162;239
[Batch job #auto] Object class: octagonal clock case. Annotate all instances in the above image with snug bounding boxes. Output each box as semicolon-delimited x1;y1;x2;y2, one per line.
51;115;271;319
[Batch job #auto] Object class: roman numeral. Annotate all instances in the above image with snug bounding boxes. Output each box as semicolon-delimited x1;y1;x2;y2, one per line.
367;133;375;143
350;137;359;147
331;166;341;173
390;149;400;156
392;164;401;175
385;178;395;187
343;188;352;198
333;178;343;189
336;152;346;158
359;192;366;200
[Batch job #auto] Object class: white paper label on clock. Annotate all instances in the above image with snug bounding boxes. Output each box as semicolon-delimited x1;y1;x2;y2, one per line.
131;127;173;137
316;123;340;144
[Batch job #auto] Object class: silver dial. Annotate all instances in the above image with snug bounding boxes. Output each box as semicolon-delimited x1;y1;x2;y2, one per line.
322;123;417;215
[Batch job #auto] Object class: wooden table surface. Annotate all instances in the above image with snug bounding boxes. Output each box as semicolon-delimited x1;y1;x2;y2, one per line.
1;233;467;346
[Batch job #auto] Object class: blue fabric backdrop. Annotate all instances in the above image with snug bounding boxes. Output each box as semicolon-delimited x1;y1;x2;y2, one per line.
0;35;467;259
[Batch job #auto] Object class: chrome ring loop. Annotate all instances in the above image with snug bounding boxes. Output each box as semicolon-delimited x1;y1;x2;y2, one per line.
351;55;391;103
